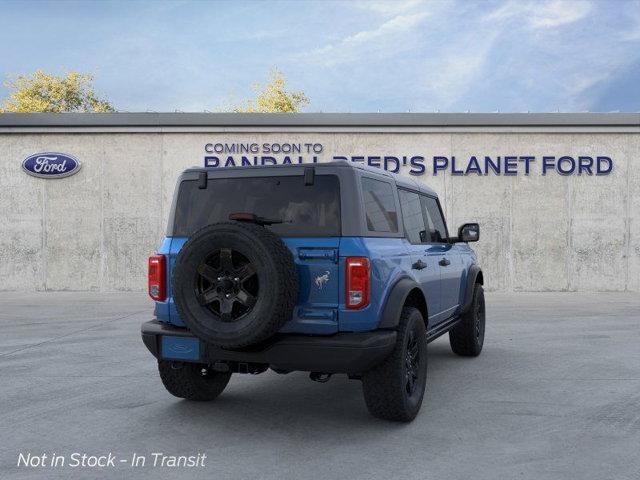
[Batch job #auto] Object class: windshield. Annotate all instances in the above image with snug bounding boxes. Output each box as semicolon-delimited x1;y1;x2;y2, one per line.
172;174;341;237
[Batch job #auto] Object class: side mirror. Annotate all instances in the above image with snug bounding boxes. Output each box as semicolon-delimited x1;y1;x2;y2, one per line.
458;223;480;242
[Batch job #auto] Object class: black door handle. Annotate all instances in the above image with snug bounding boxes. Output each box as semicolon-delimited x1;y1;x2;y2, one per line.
412;259;427;270
439;258;451;267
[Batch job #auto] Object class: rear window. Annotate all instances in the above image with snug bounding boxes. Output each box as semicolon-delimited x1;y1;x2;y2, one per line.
172;175;341;237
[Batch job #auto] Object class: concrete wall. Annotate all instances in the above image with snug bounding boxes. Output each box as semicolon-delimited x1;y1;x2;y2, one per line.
1;129;638;292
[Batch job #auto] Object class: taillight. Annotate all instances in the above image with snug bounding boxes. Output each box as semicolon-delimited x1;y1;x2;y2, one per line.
148;254;166;301
346;257;370;309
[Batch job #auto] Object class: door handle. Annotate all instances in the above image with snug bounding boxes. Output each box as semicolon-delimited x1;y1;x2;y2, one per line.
439;258;451;267
412;259;427;270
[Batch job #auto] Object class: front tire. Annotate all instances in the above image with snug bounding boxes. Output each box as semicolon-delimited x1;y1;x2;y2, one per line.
158;360;231;401
449;283;485;356
362;307;428;422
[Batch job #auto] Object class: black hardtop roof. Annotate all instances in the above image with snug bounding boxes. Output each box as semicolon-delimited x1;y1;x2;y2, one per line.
184;160;438;197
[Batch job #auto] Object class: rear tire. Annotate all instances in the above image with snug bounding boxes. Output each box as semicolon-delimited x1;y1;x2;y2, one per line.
362;307;427;422
158;360;231;401
449;283;485;356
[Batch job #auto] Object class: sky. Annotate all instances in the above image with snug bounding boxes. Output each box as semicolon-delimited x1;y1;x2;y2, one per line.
0;0;639;112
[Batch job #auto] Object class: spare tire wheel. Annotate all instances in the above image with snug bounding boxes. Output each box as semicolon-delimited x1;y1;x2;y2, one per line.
172;222;298;348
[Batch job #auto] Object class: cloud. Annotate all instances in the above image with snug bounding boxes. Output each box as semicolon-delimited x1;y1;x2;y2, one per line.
335;12;427;45
484;0;592;29
530;0;592;28
619;0;640;41
352;0;430;16
471;0;640;112
419;29;500;110
5;0;636;112
299;11;430;66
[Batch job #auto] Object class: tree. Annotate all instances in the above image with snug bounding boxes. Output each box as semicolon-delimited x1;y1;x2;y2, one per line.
234;69;309;113
1;70;114;113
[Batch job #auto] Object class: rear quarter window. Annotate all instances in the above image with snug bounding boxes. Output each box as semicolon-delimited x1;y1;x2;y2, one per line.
361;177;398;233
172;174;341;237
399;189;427;243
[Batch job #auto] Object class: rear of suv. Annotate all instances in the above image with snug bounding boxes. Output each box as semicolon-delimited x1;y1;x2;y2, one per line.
142;161;484;422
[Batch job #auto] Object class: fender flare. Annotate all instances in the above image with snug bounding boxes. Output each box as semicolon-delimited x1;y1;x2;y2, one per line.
460;265;483;314
378;277;426;329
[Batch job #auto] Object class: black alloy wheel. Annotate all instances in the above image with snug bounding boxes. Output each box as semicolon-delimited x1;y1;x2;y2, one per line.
405;329;421;396
195;248;259;322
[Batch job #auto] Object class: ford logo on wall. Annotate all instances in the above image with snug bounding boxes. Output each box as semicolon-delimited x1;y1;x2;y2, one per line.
22;152;81;179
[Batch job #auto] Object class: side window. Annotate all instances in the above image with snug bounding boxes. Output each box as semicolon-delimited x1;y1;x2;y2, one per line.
421;196;448;243
399;190;427;244
361;177;398;233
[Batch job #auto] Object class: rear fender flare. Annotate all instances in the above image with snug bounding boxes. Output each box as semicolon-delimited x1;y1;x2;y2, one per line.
378;277;427;329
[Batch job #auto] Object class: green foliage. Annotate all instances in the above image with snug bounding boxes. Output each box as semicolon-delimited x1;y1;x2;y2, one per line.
234;69;309;113
1;70;114;113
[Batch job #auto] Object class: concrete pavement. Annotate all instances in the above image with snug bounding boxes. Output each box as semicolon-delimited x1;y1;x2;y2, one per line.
1;292;639;480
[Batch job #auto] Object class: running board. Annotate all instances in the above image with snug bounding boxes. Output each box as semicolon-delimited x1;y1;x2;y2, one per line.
426;316;461;343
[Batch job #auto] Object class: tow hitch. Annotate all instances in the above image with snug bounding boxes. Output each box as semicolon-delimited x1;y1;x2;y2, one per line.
309;372;332;383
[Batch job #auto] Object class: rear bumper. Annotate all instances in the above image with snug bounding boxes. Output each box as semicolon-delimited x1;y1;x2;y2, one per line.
141;320;396;374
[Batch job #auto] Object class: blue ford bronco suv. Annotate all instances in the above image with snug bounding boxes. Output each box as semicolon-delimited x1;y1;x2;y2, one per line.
142;161;484;422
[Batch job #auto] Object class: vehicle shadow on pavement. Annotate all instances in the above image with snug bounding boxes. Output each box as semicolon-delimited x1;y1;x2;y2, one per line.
152;340;467;432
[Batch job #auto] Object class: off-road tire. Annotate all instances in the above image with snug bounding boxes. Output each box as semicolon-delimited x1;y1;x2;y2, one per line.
158;360;231;401
172;222;298;348
449;283;485;356
362;307;428;422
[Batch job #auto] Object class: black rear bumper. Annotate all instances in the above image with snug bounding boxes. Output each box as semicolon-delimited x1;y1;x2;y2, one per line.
141;320;396;374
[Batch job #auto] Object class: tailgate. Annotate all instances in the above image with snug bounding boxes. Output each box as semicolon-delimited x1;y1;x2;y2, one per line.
279;237;341;334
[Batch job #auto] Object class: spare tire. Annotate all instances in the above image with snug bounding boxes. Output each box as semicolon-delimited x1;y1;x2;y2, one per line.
172;222;298;348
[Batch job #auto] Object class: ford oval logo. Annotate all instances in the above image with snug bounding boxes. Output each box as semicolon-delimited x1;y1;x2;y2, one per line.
22;152;81;179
